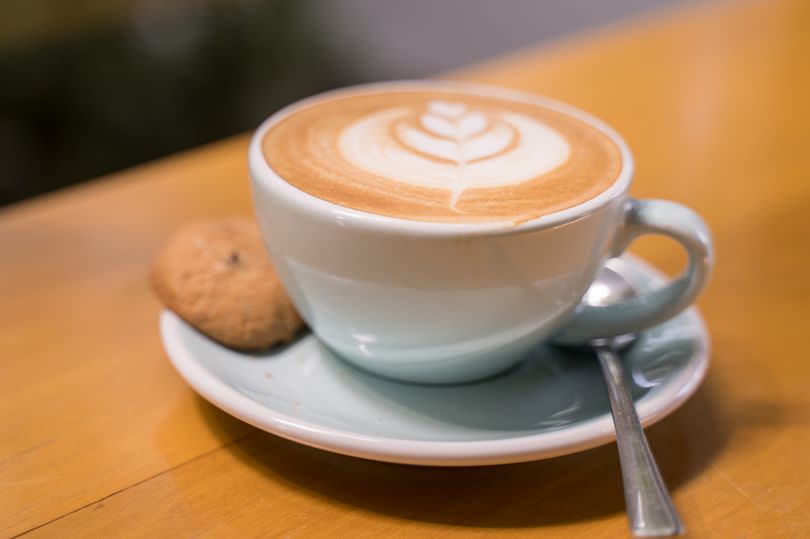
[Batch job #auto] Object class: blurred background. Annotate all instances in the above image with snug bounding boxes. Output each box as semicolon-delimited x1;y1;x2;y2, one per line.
0;0;703;206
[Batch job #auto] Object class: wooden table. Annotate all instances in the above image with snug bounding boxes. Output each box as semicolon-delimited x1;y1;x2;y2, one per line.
3;0;809;536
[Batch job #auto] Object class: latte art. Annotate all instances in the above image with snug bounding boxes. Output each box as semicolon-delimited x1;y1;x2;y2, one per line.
261;84;623;223
340;100;570;209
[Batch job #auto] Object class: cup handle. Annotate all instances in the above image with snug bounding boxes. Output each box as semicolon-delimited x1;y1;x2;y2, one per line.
554;198;713;343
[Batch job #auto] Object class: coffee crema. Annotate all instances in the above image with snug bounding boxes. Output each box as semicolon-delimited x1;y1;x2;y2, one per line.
261;84;622;223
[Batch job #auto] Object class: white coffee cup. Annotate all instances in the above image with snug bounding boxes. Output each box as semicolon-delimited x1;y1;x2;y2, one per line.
249;82;713;384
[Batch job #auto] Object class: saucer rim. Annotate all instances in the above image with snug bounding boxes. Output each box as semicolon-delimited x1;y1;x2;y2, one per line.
160;255;710;466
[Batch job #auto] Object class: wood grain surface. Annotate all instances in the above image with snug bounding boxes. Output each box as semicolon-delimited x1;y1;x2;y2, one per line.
3;0;809;536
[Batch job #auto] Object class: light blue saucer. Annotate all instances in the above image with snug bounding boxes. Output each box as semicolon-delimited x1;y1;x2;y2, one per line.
160;255;709;466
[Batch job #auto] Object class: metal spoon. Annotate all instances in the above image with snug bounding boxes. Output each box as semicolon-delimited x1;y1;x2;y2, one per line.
571;261;684;537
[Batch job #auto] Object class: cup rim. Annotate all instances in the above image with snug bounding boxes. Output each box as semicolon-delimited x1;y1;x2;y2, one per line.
248;80;633;237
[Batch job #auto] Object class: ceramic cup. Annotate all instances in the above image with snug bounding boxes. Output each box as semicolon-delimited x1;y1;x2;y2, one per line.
248;82;713;384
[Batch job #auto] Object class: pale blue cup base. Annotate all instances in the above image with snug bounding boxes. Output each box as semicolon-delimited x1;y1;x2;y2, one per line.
319;252;705;385
324;336;542;385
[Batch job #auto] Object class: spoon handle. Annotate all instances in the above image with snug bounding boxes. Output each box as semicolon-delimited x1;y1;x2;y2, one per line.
596;345;684;537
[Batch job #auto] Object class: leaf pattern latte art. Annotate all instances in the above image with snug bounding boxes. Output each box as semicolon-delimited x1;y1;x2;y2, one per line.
395;101;517;209
338;97;570;213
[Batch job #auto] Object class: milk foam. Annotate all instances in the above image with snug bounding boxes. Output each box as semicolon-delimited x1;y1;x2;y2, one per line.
260;86;622;223
339;100;570;208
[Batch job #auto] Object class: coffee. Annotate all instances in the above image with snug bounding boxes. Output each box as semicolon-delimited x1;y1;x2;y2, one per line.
261;83;622;223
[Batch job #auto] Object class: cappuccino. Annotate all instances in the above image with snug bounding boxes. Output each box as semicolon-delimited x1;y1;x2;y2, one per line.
261;83;622;223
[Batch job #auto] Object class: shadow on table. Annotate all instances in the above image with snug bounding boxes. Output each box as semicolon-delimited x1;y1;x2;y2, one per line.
194;365;731;528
